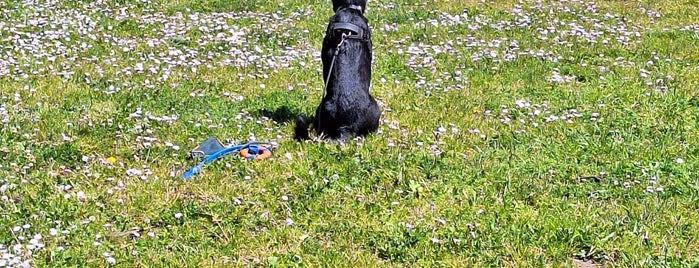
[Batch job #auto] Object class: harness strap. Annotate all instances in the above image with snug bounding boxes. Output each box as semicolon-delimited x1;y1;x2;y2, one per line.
331;22;368;41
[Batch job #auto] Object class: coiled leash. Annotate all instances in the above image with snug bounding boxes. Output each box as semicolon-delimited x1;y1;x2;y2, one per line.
182;141;272;179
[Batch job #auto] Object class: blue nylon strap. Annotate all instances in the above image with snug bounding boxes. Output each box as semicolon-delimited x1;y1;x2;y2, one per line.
182;142;271;179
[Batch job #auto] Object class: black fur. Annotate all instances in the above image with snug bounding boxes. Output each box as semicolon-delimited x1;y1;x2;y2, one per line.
294;0;381;141
331;0;366;13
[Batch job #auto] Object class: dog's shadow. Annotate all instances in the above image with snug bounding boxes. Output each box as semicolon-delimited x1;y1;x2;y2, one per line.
255;105;304;125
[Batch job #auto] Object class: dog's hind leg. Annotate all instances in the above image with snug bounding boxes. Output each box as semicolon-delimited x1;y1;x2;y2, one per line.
334;127;354;143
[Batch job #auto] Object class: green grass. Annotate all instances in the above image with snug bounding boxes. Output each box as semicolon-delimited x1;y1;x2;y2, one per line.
1;0;699;267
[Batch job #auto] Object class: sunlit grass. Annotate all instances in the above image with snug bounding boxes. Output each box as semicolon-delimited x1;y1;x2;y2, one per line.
1;0;698;267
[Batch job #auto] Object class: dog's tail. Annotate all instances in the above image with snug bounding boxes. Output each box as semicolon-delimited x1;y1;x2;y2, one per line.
294;115;311;141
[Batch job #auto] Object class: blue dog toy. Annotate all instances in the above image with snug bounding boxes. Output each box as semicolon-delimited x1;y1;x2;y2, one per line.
182;137;272;179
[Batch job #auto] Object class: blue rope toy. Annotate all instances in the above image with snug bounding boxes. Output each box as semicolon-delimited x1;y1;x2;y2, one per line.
182;141;272;180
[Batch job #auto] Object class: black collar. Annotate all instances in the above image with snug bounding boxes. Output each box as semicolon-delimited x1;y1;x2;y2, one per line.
347;4;363;13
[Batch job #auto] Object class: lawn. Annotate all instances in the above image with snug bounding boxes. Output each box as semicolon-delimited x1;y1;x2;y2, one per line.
1;0;699;267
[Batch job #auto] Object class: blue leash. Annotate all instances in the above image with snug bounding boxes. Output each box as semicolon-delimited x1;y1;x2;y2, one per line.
182;142;272;179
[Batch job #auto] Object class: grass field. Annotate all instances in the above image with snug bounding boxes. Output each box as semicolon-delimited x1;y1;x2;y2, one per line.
2;0;699;266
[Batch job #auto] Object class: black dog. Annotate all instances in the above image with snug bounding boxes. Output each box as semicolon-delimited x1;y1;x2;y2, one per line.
295;0;381;141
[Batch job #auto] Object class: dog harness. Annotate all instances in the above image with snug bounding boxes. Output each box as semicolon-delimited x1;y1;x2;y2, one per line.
331;5;370;42
331;22;369;41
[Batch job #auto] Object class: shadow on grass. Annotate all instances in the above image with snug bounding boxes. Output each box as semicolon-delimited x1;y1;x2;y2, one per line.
254;105;303;124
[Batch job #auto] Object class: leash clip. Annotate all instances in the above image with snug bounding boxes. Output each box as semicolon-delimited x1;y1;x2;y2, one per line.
334;35;346;56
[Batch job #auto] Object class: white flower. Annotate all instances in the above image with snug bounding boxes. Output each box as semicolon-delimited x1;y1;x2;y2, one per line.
76;191;86;201
126;169;143;177
174;213;183;219
515;99;529;108
676;158;684;164
405;223;414;230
